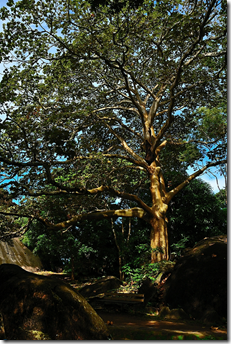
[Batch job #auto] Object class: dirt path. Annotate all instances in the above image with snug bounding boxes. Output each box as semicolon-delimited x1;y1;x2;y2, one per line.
97;311;227;340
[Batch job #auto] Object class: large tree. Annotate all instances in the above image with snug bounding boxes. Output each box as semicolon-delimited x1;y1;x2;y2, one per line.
0;0;227;262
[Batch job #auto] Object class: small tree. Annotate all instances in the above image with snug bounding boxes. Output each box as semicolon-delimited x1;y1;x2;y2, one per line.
0;0;227;262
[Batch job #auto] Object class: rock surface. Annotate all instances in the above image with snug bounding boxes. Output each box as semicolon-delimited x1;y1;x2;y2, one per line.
79;276;122;298
0;264;110;340
159;306;189;320
163;235;227;324
0;238;42;271
138;277;157;306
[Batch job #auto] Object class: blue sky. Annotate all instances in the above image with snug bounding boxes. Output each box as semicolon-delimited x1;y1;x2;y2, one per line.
0;0;227;195
187;166;226;194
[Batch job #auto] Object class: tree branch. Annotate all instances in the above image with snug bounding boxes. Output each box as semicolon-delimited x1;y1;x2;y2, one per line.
0;218;33;240
101;119;147;164
5;207;148;231
166;159;227;203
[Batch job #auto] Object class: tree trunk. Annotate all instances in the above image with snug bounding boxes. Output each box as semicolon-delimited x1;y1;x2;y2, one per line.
71;255;75;281
118;256;124;281
148;165;169;263
150;215;169;263
111;219;125;281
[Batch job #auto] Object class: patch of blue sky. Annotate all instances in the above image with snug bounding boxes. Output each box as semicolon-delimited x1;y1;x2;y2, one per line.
185;127;227;194
187;165;226;194
173;104;227;194
186;143;227;194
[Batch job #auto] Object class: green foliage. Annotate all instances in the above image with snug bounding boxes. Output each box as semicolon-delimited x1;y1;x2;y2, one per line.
170;236;190;257
121;241;174;285
122;262;160;286
0;0;226;202
22;223;100;273
215;188;227;208
22;200;119;274
20;172;226;278
196;105;227;142
168;178;227;250
178;143;203;166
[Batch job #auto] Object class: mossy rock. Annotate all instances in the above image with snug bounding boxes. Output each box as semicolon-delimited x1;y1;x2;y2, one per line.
0;264;110;340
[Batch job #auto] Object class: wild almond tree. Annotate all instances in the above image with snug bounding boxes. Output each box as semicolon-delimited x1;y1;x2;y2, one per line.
0;0;227;262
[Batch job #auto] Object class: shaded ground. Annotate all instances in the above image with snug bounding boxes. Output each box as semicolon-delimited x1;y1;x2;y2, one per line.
34;271;227;340
96;311;227;340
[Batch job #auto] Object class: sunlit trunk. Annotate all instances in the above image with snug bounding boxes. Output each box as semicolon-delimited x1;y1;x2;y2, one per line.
150;215;169;263
148;164;169;263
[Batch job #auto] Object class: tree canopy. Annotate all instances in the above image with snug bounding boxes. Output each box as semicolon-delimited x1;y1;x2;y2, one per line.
0;0;227;262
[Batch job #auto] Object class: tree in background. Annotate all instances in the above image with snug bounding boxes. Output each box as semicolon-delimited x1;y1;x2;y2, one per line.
20;188;115;278
168;178;227;255
215;188;227;208
0;0;227;262
22;221;101;278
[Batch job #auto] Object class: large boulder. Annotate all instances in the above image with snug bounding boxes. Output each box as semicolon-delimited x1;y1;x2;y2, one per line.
0;264;110;340
79;276;122;298
0;238;42;272
138;278;158;306
163;235;227;324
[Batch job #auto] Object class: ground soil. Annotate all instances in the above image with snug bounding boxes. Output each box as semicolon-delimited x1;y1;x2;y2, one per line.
96;311;227;340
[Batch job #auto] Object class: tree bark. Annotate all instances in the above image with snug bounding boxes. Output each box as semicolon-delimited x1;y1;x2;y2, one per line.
150;215;169;263
148;164;169;263
111;219;125;280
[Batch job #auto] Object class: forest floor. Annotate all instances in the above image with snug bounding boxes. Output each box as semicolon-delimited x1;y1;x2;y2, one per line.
37;271;227;340
96;311;227;340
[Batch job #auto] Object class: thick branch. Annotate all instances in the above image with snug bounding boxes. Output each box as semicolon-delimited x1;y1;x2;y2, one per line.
107;187;153;215
42;207;149;230
6;177;151;214
0;218;33;240
166;159;227;203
